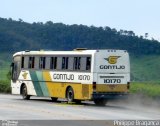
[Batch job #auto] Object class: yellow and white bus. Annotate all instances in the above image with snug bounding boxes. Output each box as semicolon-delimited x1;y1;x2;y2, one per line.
11;49;130;105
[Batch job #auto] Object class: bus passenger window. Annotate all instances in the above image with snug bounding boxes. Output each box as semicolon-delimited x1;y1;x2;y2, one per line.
39;57;46;69
50;57;57;69
62;57;68;70
86;57;91;70
21;56;24;68
28;57;35;68
73;57;81;70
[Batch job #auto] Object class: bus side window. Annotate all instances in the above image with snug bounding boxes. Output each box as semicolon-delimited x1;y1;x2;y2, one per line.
23;56;29;69
62;57;68;70
39;57;46;69
80;57;86;71
28;57;35;69
34;57;39;69
21;56;24;68
73;57;81;70
50;57;57;69
68;57;73;70
86;57;91;70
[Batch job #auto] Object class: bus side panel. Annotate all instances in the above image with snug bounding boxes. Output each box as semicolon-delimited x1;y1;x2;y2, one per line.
29;71;44;96
44;81;93;100
17;70;93;100
15;70;38;96
25;81;37;96
11;80;21;94
43;71;93;100
43;71;55;96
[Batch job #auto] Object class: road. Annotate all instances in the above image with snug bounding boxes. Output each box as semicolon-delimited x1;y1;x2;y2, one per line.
0;94;160;125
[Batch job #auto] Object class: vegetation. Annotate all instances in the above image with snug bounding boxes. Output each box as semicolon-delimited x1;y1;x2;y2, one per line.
0;53;11;81
0;17;160;55
0;80;10;93
130;55;160;81
130;82;160;98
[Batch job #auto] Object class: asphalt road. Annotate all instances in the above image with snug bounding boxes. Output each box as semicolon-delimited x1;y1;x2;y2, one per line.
0;94;160;125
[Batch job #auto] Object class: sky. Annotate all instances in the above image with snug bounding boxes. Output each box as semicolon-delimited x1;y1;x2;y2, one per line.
1;0;160;41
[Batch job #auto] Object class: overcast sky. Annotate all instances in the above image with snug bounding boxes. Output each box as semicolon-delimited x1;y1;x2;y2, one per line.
1;0;160;40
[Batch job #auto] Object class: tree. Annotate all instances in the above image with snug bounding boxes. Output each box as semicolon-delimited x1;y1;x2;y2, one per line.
145;33;148;39
18;18;23;22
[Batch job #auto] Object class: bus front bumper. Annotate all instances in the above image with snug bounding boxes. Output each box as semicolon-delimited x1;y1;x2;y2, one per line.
92;92;129;100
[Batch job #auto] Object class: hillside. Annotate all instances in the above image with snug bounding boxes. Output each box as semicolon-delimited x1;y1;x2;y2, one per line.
0;17;160;82
131;55;160;81
0;17;160;55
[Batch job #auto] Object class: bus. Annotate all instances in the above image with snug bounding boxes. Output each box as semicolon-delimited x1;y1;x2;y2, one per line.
11;49;130;105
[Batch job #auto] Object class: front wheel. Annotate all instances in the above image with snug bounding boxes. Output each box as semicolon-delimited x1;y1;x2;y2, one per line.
94;99;107;106
66;87;74;103
22;85;30;100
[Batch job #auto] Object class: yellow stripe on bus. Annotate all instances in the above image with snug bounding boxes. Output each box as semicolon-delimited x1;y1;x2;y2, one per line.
42;71;53;96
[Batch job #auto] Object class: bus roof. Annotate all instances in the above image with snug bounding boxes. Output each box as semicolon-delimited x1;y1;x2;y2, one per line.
13;49;128;57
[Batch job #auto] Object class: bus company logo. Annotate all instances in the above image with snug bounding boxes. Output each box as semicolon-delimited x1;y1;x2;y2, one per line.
104;56;121;64
22;72;28;79
108;84;117;90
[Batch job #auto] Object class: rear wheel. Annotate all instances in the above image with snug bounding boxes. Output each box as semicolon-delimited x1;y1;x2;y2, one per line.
51;97;58;102
94;99;107;106
22;85;30;100
66;87;74;103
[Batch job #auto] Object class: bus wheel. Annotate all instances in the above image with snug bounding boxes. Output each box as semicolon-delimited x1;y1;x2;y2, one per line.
51;97;58;102
67;87;74;103
22;85;30;100
94;99;107;106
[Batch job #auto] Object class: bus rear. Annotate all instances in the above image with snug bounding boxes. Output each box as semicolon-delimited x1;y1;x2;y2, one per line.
92;50;130;105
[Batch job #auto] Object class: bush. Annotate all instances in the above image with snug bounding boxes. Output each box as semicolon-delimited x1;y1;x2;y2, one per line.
0;80;11;93
130;82;160;98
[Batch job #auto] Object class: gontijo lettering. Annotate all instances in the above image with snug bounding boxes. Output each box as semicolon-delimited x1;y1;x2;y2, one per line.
99;65;125;69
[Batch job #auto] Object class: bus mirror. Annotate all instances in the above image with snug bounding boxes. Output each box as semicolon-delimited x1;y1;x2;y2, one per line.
11;63;14;67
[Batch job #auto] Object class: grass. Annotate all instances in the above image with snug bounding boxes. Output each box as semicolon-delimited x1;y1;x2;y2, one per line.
0;53;11;81
0;53;11;93
130;55;160;81
130;82;160;98
0;68;10;81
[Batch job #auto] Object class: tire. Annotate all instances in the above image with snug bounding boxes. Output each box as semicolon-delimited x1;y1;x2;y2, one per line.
66;87;74;103
51;97;58;102
94;99;107;106
22;85;30;100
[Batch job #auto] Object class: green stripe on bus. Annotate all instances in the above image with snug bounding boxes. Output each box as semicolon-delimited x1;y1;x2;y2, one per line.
30;70;43;96
36;71;49;97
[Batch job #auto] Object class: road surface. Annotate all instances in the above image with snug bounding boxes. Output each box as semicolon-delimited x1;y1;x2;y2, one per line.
0;94;160;125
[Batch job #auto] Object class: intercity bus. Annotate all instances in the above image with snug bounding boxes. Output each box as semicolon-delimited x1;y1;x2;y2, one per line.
11;49;130;105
